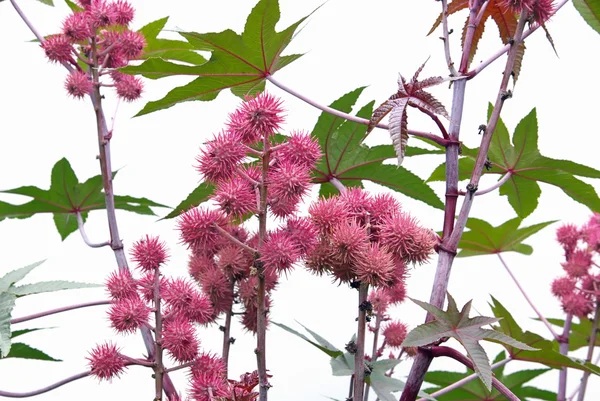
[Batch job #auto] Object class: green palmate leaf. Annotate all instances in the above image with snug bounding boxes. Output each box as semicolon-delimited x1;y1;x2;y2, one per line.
545;317;600;351
4;342;61;362
0;158;168;240
63;0;82;12
573;0;600;34
429;105;600;218
162;182;215;220
133;0;314;116
11;328;46;339
0;260;45;292
368;368;437;401
271;321;342;358
456;217;556;257
134;17;207;66
490;297;600;375
424;352;554;401
311;87;443;209
403;293;535;390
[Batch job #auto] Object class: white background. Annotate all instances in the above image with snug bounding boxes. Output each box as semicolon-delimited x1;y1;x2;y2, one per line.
1;0;599;400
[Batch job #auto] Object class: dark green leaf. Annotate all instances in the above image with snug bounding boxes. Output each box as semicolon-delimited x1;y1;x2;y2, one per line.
0;158;168;239
312;88;443;209
4;342;61;361
36;0;53;5
64;0;82;12
545;317;600;351
456;217;556;257
573;0;600;34
490;296;600;375
429;106;600;218
134;0;315;116
161;182;215;220
11;328;46;339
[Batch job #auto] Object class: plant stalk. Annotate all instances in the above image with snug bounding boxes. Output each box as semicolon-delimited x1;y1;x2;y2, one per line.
364;311;383;401
353;283;369;401
221;279;236;373
576;295;599;401
558;313;573;401
10;300;111;324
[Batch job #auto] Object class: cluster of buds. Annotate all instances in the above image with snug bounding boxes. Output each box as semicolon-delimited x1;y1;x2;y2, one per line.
551;213;600;318
87;235;252;400
501;0;555;24
177;92;321;333
41;0;144;100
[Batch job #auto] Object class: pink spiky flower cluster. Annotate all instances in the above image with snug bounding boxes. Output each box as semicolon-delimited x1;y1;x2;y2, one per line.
41;0;145;100
306;188;437;287
89;235;221;383
550;214;600;318
177;92;321;333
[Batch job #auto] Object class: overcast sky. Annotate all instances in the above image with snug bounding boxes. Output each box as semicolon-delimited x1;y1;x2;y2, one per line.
1;0;599;400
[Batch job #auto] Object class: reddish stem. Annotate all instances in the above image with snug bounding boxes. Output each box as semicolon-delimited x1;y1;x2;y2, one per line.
10;300;111;324
558;314;573;401
353;283;369;401
221;279;236;373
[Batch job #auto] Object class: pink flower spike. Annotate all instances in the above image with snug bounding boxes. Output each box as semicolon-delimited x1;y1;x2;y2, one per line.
188;252;216;282
108;297;150;333
562;249;592;278
369;289;391;313
162;317;199;363
200;267;233;315
116;30;146;59
41;35;73;64
163;278;214;324
109;0;135;26
64;70;93;99
217;245;251;280
378;213;436;265
87;0;117;27
213;176;257;217
551;276;576;299
268;161;311;202
561;293;593;318
76;0;92;8
114;74;144;101
383;321;408;348
556;223;580;254
62;12;91;42
276;131;322;168
259;231;300;276
189;372;230;401
227;92;285;143
330;221;369;266
131;235;169;272
177;207;228;254
284;217;319;255
339;187;372;220
383;280;407;305
355;243;395;287
190;352;227;379
87;342;127;381
105;270;137;301
309;197;350;235
137;272;167;303
195;131;247;183
268;196;299;218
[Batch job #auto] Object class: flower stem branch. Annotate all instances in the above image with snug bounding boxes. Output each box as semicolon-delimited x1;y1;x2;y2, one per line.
575;294;600;401
221;279;236;373
76;212;111;248
497;253;560;340
558;313;573;401
440;0;458;76
10;300;111;324
468;0;569;78
9;0;44;43
0;371;92;398
266;75;450;147
153;267;164;401
458;172;512;196
428;346;518;401
215;224;258;254
330;177;347;193
416;357;511;401
364;311;383;401
163;361;195;374
256;134;271;401
353;283;370;401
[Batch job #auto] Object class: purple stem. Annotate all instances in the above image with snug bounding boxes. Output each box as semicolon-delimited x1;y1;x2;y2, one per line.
153;267;164;400
221;279;236;373
558;313;573;401
457;172;512;196
266;75;450;147
76;212;111;248
215;224;258;254
330;177;347;193
10;300;111;324
440;0;458;76
416;357;511;401
497;254;560;340
0;372;92;398
575;293;600;401
428;346;518;401
353;283;369;401
364;311;383;401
